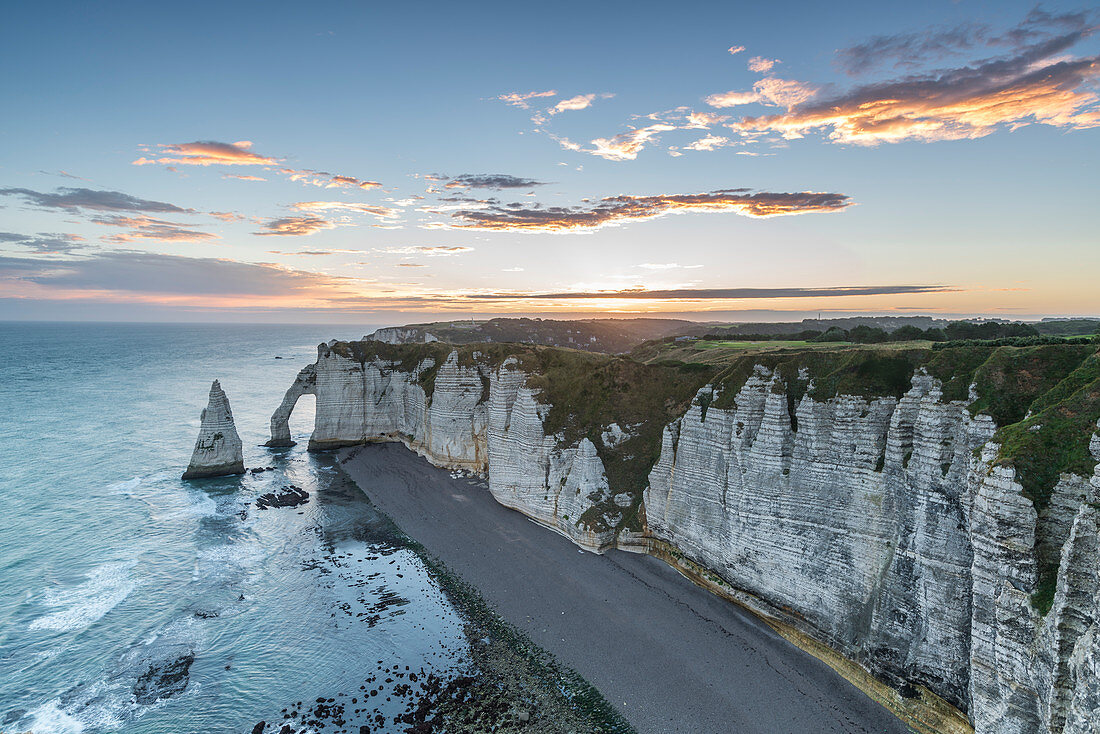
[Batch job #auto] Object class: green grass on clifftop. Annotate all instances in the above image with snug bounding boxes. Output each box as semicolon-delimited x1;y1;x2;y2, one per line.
334;339;1100;551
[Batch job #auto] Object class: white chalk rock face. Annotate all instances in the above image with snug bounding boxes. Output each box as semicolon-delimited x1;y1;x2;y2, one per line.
291;345;615;550
276;343;1100;732
182;380;245;479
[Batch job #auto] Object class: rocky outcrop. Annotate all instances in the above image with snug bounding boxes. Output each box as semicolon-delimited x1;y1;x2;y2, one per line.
182;380;245;479
367;326;439;344
275;342;1100;732
266;364;316;447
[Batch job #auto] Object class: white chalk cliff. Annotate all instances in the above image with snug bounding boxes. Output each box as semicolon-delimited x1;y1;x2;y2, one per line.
183;380;245;479
272;342;1100;733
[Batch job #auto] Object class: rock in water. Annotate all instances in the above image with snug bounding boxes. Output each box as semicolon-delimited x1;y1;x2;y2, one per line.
255;484;309;509
182;380;245;479
132;650;195;704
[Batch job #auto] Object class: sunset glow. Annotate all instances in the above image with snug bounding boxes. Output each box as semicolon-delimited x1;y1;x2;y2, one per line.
1;1;1097;322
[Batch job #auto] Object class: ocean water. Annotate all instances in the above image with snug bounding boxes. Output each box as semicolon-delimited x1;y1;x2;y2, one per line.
0;322;480;733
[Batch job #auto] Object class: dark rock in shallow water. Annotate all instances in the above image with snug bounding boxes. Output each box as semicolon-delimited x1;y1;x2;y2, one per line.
3;709;26;725
256;484;309;509
251;721;266;734
132;651;194;704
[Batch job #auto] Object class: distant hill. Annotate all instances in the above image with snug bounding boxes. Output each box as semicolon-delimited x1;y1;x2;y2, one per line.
365;316;1098;354
366;318;708;354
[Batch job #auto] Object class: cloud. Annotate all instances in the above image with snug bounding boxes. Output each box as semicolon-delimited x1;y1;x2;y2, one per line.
550;93;603;114
253;216;337;236
289;201;399;219
735;33;1100;144
0;251;362;303
0;231;86;254
133;140;276;167
265;248;363;256
208;211;245;222
133;140;382;189
685;111;729;129
728;45;746;55
834;8;1092;75
440;174;548;190
92;215;218;243
380;246;475;256
0;186;189;213
706;78;818;109
748;56;779;73
497;90;558;109
464;285;953;300
637;262;702;270
281;169;382;189
590;123;678;161
704;90;763;108
432;188;852;232
753;77;818;107
685;134;731;151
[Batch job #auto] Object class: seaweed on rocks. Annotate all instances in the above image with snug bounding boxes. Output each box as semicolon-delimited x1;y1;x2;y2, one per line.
256;488;635;734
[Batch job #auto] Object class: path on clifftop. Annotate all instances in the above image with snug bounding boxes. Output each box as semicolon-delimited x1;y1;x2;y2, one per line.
341;443;909;734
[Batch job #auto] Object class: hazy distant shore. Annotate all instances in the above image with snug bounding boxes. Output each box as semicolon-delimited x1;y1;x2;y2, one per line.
339;442;907;734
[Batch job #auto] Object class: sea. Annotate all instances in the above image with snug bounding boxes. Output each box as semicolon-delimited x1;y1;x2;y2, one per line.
0;322;482;733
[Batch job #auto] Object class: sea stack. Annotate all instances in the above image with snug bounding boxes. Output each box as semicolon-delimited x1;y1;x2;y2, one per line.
182;380;245;480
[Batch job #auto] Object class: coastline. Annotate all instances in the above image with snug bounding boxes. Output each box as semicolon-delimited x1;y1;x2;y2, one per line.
339;442;911;734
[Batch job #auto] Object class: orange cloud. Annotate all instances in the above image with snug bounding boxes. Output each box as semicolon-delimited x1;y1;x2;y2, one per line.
208;211;244;222
281;169;382;189
733;36;1100;144
728;45;745;55
254;216;336;236
92;215;218;243
706;78;817;109
133;141;276;166
133;141;382;189
431;189;852;232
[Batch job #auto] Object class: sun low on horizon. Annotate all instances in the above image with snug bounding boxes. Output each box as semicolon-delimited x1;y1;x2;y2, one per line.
2;0;1098;324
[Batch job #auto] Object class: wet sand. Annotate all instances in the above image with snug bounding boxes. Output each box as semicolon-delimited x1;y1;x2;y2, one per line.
341;442;909;734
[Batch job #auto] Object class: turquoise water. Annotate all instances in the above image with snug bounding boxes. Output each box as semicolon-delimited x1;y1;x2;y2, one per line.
0;323;473;732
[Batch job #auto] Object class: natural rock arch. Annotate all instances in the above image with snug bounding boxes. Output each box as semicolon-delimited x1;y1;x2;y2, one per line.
266;364;316;447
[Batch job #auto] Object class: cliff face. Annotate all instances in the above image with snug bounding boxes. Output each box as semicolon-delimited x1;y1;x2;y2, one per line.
274;340;1100;733
299;343;623;549
183;379;244;479
645;363;1100;734
646;371;989;707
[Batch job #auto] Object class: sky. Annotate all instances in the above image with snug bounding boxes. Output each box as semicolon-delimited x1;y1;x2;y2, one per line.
1;0;1098;324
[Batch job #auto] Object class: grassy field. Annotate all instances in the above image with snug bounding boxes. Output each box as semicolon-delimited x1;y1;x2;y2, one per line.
696;340;819;349
633;338;936;364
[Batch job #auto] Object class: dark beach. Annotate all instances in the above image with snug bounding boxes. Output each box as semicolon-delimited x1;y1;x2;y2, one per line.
340;442;909;734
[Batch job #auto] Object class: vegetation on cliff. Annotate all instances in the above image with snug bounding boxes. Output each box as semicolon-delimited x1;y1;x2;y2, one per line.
330;338;1100;564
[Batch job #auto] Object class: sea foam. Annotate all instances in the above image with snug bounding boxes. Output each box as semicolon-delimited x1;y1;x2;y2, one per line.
29;560;138;633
